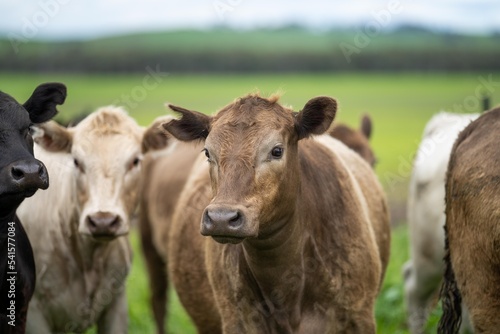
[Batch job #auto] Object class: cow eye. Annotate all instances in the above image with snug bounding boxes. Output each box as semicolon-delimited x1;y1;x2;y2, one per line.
203;148;210;160
22;125;32;138
271;146;283;159
129;157;141;170
74;158;85;173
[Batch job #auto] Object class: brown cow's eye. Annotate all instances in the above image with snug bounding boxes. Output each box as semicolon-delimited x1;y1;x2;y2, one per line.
271;146;283;159
132;157;141;167
203;148;210;160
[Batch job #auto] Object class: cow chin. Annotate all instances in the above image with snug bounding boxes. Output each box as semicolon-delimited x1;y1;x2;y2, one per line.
211;235;247;244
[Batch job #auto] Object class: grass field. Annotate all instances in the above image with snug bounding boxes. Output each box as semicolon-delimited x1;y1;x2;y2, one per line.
2;72;499;333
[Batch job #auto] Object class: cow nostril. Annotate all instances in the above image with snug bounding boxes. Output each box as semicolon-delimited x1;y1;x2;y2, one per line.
37;164;45;176
87;217;97;228
11;166;24;180
228;212;242;227
110;217;120;228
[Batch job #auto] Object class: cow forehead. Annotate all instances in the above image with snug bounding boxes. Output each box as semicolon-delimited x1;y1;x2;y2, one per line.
0;95;30;130
70;108;143;166
210;97;295;144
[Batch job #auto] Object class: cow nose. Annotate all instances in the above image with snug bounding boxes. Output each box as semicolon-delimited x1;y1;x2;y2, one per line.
202;205;246;238
86;212;121;237
10;160;49;191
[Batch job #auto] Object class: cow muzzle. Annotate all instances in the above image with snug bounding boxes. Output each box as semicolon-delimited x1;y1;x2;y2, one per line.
201;204;258;244
85;211;124;239
0;159;49;197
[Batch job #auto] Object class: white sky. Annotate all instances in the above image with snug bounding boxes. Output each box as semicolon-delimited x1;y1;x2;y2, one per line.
1;0;500;40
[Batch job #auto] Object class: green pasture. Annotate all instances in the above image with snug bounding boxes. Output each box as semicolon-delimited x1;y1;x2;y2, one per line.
2;72;499;333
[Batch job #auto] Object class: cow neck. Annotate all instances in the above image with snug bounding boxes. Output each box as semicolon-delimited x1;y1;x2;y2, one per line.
70;224;112;273
0;198;21;222
0;210;16;224
240;205;305;329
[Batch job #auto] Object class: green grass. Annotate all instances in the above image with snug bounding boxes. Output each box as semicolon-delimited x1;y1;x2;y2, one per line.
3;71;499;196
2;72;497;332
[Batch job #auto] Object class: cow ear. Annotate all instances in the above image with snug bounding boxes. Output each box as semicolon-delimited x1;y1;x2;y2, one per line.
142;116;173;153
33;120;73;153
163;104;211;142
295;96;337;140
23;83;67;124
361;114;372;140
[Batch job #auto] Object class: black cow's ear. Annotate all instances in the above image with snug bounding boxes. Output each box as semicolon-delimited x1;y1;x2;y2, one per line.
295;96;337;140
163;104;211;142
23;83;67;124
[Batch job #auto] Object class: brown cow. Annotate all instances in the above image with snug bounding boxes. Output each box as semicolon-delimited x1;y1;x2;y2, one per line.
140;110;379;333
155;93;390;333
439;106;500;334
330;114;376;167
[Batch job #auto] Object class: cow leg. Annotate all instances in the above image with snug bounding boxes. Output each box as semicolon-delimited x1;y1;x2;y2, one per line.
96;289;128;334
26;298;51;334
139;208;168;334
403;259;442;333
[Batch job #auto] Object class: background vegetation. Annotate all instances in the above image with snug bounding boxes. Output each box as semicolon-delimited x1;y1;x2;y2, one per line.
2;71;498;333
1;27;500;72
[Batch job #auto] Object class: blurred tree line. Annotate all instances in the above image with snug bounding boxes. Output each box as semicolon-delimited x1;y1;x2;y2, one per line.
1;26;499;73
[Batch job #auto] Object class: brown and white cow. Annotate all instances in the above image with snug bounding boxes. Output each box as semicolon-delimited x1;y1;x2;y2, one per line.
16;106;167;334
139;109;379;333
154;93;390;333
439;106;500;334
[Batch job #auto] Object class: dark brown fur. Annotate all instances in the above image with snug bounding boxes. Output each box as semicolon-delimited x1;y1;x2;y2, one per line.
439;106;500;334
152;94;390;333
330;114;376;167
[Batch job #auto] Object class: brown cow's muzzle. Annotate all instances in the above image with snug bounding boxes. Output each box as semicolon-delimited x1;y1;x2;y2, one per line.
86;211;123;240
202;204;258;244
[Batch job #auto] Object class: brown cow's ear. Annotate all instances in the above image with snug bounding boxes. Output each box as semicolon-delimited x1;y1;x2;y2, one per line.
24;83;67;123
33;120;73;153
361;114;372;140
163;104;211;142
142;116;172;153
295;96;337;140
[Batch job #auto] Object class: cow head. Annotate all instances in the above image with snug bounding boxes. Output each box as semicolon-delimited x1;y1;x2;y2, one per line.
0;83;66;218
329;114;376;167
34;107;168;240
164;94;337;244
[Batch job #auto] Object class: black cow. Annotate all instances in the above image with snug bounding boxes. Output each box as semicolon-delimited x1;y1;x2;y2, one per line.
0;83;66;333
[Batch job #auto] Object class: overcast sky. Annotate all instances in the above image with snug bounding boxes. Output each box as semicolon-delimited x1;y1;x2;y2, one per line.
1;0;499;40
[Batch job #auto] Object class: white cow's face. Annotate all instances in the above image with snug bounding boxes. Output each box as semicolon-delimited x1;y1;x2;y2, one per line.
71;128;142;238
35;107;170;240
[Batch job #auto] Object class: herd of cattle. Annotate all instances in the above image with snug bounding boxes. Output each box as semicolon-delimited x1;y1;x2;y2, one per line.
0;82;498;333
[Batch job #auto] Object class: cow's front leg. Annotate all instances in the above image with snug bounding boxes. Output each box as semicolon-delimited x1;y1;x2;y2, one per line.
26;297;52;334
96;290;128;334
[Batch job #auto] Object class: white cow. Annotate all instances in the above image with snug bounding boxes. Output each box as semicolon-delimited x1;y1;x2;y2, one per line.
403;112;479;333
17;107;167;334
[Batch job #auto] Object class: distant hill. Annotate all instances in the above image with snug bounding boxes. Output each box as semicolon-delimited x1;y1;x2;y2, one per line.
1;27;499;72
